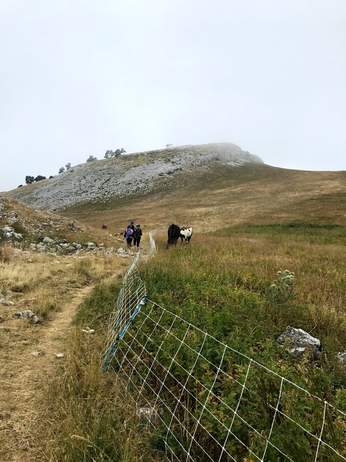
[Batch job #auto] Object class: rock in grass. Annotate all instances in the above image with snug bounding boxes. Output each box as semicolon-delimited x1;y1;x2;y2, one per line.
32;351;44;357
14;310;42;324
42;236;55;244
31;315;41;324
14;309;35;319
117;247;130;257
0;226;22;241
55;353;65;359
277;327;321;359
82;327;95;334
336;352;346;366
136;406;159;425
0;298;14;306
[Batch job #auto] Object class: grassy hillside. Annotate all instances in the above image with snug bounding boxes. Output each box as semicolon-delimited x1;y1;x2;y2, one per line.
43;224;346;461
4;159;346;460
133;228;346;460
62;164;346;233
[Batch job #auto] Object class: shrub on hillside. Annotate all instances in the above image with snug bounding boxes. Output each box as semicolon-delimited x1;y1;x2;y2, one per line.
104;148;126;159
12;221;27;236
35;175;46;182
25;175;47;183
25;175;35;184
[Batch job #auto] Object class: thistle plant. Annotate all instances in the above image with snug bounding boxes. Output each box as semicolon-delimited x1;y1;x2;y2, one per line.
268;269;296;304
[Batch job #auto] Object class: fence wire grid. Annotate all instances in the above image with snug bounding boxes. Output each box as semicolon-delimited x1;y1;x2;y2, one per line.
103;235;346;462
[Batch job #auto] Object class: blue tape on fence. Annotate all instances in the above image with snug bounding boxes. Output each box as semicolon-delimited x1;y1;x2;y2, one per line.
119;296;147;339
130;296;147;320
102;296;148;371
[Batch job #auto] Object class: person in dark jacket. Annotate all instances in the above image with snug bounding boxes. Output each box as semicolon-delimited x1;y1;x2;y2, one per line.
124;225;134;248
133;224;142;250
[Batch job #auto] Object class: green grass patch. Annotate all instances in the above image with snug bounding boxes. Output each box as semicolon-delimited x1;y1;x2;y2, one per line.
141;239;346;387
74;279;121;328
218;222;346;244
42;226;346;461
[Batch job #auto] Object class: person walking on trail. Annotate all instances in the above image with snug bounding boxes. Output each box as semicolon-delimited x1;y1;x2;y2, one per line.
124;225;134;248
133;224;142;250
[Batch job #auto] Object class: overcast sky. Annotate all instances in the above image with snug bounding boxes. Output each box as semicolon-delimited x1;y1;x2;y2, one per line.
1;0;345;191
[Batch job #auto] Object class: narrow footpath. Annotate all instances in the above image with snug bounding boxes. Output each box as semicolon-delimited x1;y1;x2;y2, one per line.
0;285;94;462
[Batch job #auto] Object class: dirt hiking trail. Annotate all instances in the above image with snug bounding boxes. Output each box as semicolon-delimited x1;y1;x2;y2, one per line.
0;285;94;462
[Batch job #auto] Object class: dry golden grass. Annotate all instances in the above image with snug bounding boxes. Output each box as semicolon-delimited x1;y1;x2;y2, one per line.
0;249;125;462
0;252;120;317
0;243;14;263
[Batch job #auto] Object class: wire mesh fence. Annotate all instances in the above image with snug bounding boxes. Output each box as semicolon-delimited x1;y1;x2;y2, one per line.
103;237;346;462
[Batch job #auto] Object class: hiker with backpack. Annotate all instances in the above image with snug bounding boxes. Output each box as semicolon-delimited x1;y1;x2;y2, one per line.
124;223;134;248
133;224;142;251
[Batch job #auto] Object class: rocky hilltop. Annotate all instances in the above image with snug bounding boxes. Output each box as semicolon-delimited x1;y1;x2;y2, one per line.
8;143;262;211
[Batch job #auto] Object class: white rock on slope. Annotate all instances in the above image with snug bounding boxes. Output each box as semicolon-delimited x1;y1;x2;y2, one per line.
277;327;321;358
0;226;23;241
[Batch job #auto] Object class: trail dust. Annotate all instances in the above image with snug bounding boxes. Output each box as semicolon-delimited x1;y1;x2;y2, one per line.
0;285;94;462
